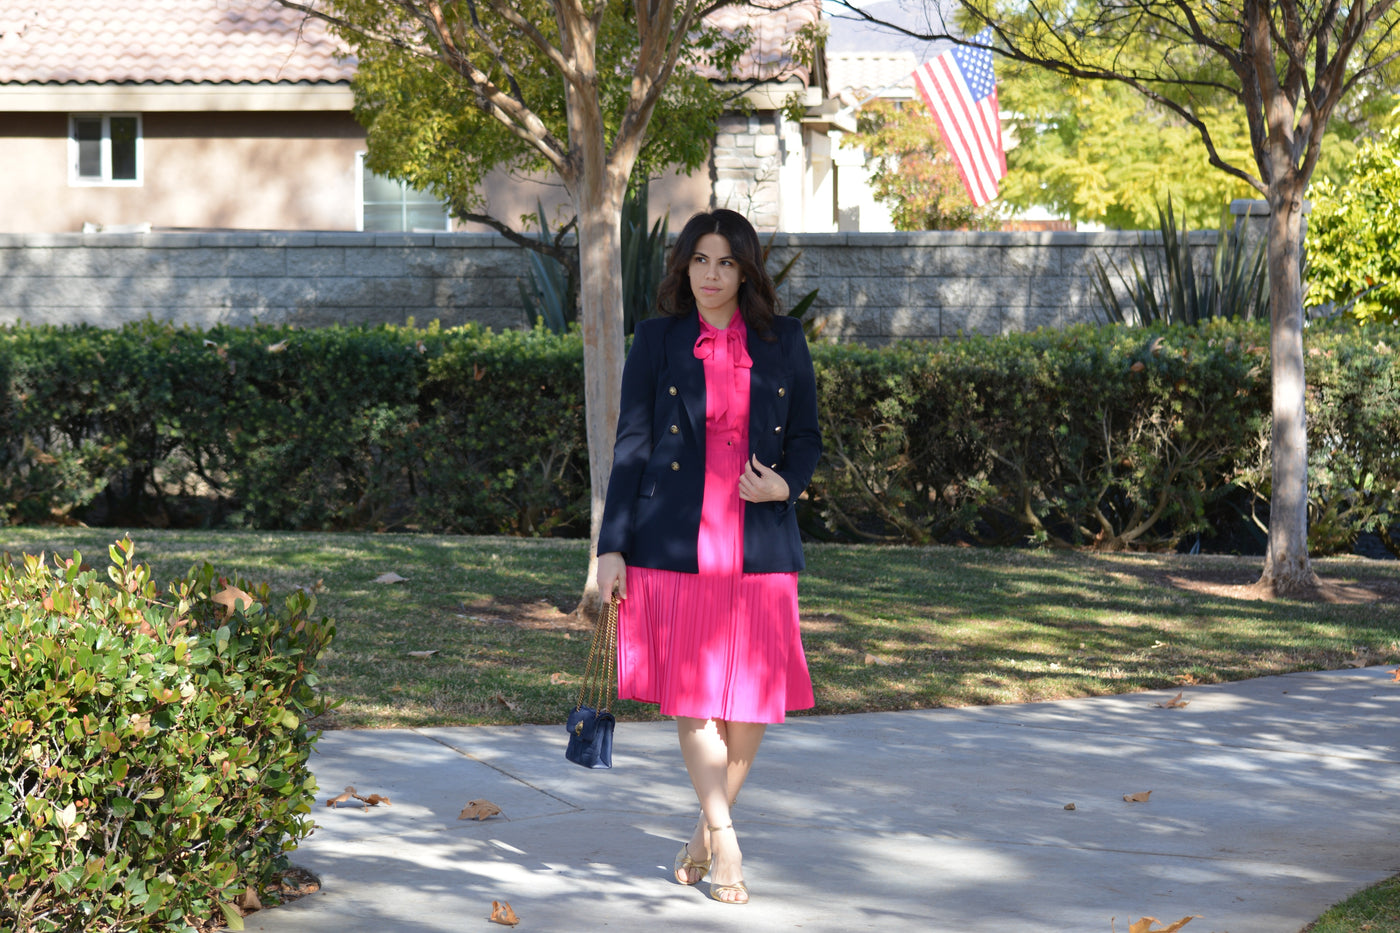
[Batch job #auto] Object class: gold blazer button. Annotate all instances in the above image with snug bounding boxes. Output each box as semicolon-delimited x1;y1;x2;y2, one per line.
668;386;678;396
778;387;786;397
670;461;681;471
773;426;782;434
670;424;679;434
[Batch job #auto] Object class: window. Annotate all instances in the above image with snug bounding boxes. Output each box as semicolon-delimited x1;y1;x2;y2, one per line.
357;152;451;232
69;114;142;186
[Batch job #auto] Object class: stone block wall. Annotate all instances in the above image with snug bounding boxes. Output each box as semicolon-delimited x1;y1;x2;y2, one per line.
0;203;1267;339
0;231;529;332
767;230;1219;342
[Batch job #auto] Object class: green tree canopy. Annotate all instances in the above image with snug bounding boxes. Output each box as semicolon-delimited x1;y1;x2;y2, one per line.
992;22;1398;229
341;0;741;239
1306;126;1400;324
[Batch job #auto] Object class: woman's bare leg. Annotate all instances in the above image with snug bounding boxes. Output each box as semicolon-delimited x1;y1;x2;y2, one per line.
677;717;767;894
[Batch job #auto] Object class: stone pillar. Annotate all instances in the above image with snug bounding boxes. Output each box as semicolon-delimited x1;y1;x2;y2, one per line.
709;112;782;230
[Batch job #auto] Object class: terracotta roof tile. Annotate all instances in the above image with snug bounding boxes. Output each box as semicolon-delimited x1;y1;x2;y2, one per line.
0;0;353;85
0;1;823;89
697;0;823;85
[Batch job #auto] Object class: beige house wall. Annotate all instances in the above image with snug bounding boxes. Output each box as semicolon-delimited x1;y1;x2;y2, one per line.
454;162;715;236
0;111;366;233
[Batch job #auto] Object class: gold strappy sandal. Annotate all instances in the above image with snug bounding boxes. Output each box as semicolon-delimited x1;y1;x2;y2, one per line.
673;842;711;885
706;823;749;905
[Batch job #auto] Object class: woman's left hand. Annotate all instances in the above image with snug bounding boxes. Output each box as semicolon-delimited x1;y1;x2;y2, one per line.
738;454;790;503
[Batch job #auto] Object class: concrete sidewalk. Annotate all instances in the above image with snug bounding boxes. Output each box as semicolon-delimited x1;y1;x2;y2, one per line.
246;666;1400;933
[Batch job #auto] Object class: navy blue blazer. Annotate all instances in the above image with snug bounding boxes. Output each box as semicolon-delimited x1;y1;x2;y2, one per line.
597;311;822;573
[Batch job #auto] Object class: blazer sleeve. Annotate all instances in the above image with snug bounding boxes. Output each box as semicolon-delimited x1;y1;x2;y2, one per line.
596;322;660;558
774;318;822;514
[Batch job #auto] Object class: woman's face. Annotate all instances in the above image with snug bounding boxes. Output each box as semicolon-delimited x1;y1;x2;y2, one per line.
688;232;745;321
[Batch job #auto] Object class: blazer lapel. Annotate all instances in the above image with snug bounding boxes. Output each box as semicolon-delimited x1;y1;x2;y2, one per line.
664;312;706;445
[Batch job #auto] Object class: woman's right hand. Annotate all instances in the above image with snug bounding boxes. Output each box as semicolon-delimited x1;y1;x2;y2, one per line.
596;551;627;600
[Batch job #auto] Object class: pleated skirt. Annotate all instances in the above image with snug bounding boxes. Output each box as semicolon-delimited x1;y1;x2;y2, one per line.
617;422;814;724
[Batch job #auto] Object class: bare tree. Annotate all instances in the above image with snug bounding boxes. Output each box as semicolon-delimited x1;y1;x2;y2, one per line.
278;0;802;611
829;0;1400;593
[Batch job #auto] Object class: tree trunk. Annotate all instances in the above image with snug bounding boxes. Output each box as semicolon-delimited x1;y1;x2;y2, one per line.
556;6;629;618
1257;177;1320;593
577;176;627;616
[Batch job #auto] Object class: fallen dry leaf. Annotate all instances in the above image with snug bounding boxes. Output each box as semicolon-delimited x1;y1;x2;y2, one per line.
372;572;408;584
234;888;263;913
1064;803;1076;811
489;900;520;926
491;693;519;711
1155;691;1190;709
406;650;439;659
460;799;502;821
1392;668;1400;683
1123;791;1152;803
550;672;576;685
1128;915;1199;933
325;786;356;807
266;340;289;354
212;585;256;619
863;653;895;666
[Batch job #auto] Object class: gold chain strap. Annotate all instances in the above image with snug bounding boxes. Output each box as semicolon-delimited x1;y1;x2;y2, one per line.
574;594;619;714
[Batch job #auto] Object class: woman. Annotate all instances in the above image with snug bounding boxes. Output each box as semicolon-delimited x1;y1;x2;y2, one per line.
595;209;822;905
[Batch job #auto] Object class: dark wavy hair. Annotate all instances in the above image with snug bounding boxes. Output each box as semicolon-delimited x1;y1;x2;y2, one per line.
656;209;780;338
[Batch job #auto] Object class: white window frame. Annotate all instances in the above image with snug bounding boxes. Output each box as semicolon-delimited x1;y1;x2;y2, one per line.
68;113;144;187
355;151;451;232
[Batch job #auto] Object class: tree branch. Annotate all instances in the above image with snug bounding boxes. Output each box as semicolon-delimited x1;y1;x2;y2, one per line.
275;1;571;174
478;0;581;87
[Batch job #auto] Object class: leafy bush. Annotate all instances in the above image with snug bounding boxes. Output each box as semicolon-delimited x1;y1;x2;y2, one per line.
414;325;590;536
1305;127;1400;324
809;321;1271;550
0;318;1396;554
0;539;334;932
1233;323;1400;556
197;324;432;530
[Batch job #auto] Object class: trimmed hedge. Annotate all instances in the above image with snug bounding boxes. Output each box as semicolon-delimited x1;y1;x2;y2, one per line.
0;539;334;932
0;319;1396;554
810;322;1267;549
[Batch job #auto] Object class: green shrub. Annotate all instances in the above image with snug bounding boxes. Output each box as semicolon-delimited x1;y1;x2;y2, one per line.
0;539;334;932
810;321;1270;550
1233;323;1400;556
1306;127;1400;324
0;318;1397;554
199;323;432;530
415;325;589;536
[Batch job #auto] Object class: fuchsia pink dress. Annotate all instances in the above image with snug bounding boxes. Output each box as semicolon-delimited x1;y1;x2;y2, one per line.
617;312;814;724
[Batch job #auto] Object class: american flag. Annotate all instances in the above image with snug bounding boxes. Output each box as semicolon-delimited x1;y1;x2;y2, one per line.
911;28;1007;207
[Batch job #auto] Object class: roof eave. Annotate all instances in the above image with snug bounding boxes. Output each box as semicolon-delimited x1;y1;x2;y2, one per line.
712;78;820;111
0;81;354;112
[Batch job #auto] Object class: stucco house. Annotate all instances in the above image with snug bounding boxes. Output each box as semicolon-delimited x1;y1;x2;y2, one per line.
0;0;842;234
0;1;368;233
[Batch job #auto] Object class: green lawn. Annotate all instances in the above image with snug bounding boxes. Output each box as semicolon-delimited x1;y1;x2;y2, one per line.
3;527;1399;930
2;527;1397;729
1304;874;1400;932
